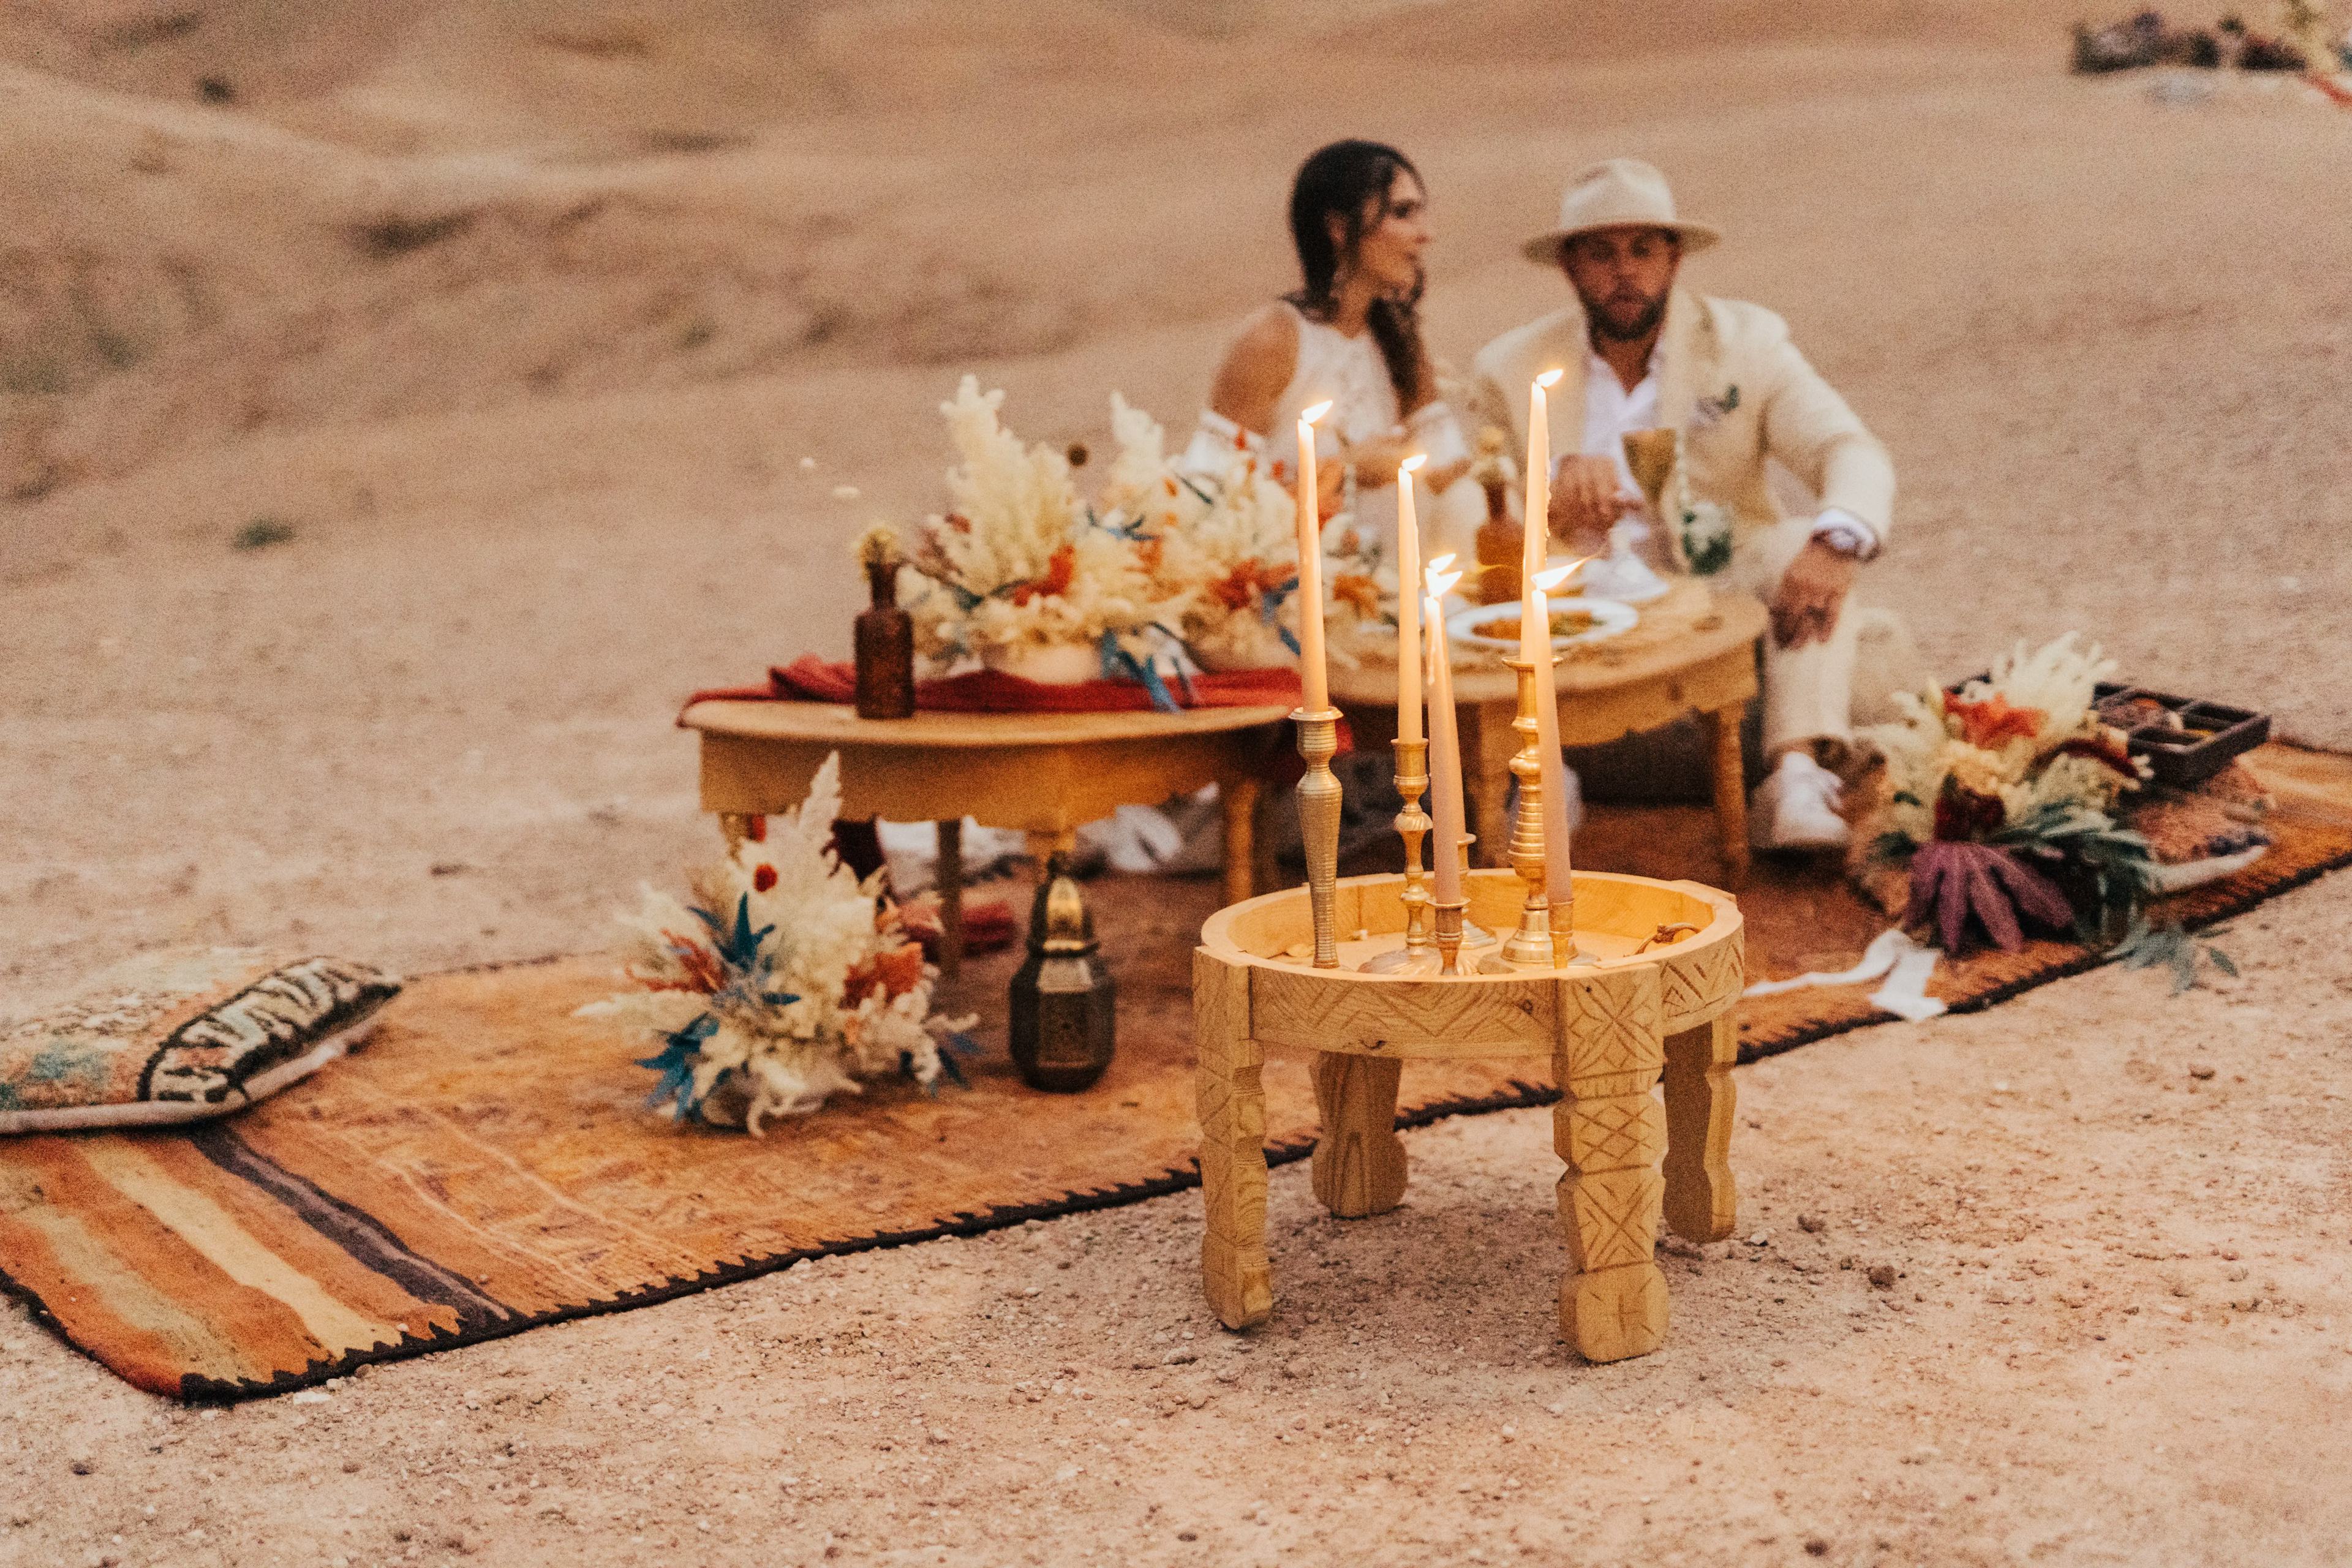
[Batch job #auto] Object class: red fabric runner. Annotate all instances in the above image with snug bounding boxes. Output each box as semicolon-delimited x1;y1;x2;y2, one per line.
684;655;1308;718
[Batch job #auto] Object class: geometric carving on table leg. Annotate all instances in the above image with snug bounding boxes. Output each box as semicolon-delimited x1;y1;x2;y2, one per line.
1662;1012;1740;1243
1193;951;1271;1329
1553;965;1668;1362
1660;928;1744;1030
1310;1052;1406;1219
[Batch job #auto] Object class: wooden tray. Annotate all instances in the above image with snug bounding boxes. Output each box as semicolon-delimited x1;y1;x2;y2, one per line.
2093;682;2271;788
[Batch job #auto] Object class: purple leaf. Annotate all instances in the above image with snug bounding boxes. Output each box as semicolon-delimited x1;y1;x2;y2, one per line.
1966;859;2026;951
1983;850;2077;933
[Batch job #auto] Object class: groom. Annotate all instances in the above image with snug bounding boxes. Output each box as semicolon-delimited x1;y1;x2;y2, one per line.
1469;158;1895;851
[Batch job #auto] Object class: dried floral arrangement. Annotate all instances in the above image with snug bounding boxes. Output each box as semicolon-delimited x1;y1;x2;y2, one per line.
578;756;974;1133
899;377;1317;691
1094;394;1300;671
1855;634;2166;957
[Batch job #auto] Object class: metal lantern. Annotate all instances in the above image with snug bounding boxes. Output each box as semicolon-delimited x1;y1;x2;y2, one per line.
1008;854;1115;1092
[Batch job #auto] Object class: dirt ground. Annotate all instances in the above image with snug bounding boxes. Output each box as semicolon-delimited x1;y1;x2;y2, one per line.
5;2;2352;1564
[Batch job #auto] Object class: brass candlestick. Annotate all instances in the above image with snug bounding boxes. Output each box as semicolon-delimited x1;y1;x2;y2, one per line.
1491;657;1558;970
1431;894;1469;976
1292;706;1344;969
1362;736;1436;974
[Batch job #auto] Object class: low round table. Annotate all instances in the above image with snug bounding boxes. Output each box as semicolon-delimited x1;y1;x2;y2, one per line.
1330;581;1769;887
1193;867;1746;1363
679;699;1295;972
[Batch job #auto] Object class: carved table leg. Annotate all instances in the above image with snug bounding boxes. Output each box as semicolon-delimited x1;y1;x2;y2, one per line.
1662;1013;1740;1243
1554;967;1670;1362
1310;1053;1406;1218
1194;951;1271;1328
935;818;964;979
1706;705;1750;889
1220;775;1261;908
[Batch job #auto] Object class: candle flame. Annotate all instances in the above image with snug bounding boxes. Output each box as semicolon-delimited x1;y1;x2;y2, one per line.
1427;552;1457;573
1398;453;1427;474
1535;368;1565;389
1425;567;1464;599
1531;556;1591;593
1300;400;1333;424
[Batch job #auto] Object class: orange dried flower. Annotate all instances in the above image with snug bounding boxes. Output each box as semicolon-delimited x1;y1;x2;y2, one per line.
1009;543;1076;607
1943;692;2045;750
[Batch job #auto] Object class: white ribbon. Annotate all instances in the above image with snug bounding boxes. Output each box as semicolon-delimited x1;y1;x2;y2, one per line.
1741;927;1947;1022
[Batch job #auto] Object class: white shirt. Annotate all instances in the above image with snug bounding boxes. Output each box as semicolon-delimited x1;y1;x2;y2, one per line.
1574;350;1879;559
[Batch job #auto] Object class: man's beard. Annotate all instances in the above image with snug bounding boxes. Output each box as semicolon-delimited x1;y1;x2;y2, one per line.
1583;287;1668;342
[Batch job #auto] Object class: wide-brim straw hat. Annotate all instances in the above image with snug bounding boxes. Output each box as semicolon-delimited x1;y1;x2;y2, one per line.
1521;157;1722;263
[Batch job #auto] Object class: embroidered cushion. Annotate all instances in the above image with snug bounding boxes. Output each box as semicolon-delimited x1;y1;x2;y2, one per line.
0;951;400;1134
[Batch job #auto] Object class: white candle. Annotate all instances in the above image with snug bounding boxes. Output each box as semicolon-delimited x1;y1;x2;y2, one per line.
1395;453;1427;747
1425;561;1466;905
1523;369;1564;597
1529;560;1588;913
1294;400;1333;711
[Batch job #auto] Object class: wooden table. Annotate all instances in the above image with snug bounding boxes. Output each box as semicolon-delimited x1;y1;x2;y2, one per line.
1330;581;1768;887
1194;867;1745;1362
678;699;1295;973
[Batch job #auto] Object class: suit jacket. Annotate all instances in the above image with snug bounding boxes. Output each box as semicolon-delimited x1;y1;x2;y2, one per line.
1464;288;1894;556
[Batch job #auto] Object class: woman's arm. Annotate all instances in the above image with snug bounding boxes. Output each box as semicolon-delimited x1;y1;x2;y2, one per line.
1207;303;1300;439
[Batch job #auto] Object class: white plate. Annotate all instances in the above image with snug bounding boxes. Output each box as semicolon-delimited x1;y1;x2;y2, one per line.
1555;551;1671;605
1446;597;1638;652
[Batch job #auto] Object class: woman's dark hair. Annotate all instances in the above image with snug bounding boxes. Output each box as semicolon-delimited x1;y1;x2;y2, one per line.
1286;139;1431;414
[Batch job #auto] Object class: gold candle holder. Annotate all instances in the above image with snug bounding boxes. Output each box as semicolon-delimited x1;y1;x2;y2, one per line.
1431;895;1469;976
1491;657;1557;971
1362;737;1436;974
1292;706;1344;970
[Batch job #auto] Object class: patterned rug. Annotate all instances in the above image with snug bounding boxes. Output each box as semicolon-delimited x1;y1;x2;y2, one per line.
4;745;2346;1400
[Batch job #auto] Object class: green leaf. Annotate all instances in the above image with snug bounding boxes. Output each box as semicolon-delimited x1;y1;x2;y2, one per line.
2206;947;2239;978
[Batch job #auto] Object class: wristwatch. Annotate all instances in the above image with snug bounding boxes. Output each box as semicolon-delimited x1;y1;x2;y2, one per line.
1809;508;1879;561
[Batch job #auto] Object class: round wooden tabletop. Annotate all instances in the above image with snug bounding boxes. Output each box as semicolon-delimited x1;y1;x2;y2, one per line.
678;698;1298;747
1327;581;1767;708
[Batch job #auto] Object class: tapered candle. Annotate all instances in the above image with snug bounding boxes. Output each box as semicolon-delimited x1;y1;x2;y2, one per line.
1294;399;1333;711
1424;559;1466;905
1529;559;1588;913
1395;453;1428;746
1524;369;1564;592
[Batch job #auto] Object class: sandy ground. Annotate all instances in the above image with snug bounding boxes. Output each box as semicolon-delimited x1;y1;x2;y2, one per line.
5;2;2352;1563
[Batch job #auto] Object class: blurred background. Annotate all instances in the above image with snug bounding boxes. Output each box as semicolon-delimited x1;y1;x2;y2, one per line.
4;0;2348;1002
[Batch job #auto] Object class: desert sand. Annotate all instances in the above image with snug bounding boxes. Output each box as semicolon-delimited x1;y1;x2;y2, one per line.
4;1;2352;1564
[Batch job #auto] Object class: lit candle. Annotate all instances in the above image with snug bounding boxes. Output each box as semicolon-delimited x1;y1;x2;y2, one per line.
1424;559;1466;905
1294;400;1333;711
1394;453;1428;746
1523;369;1564;595
1529;559;1589;914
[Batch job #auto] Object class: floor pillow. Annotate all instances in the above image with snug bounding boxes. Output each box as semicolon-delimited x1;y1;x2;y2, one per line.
0;950;401;1134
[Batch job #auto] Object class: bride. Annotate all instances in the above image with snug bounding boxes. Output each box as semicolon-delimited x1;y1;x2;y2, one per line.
1181;138;1474;557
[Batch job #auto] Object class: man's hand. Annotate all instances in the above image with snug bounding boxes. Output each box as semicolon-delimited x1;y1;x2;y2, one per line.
1546;454;1635;546
1771;538;1858;649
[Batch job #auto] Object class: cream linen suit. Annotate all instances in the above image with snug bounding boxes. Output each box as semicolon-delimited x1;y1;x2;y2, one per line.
1468;287;1894;755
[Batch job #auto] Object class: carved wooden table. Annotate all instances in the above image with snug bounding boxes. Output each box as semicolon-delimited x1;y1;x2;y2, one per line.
1330;581;1768;887
679;698;1295;973
1193;867;1744;1362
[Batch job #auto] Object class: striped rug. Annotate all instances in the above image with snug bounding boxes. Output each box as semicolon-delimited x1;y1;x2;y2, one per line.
4;745;2345;1400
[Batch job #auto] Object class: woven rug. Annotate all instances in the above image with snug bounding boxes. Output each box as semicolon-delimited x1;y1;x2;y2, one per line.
4;745;2346;1400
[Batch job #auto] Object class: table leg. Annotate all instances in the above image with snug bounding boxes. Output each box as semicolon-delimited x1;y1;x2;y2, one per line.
934;819;964;979
1194;952;1271;1329
1706;705;1750;889
1553;967;1670;1362
1251;785;1281;900
1220;776;1261;908
1310;1053;1406;1219
1662;1013;1740;1243
1462;703;1515;869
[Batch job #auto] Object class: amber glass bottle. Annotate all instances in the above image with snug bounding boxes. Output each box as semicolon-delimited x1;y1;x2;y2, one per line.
853;560;915;719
